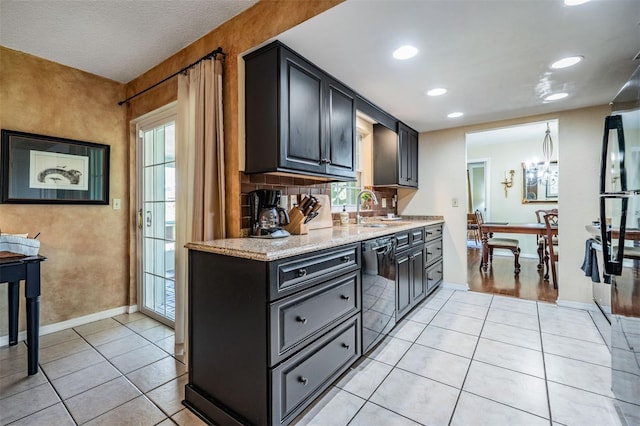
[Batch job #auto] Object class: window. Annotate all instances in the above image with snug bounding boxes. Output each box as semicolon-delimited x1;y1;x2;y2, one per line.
331;132;364;211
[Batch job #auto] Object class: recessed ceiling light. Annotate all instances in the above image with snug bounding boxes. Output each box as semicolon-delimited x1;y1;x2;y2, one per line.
448;112;464;118
551;56;583;69
427;88;447;97
564;0;589;5
393;45;418;60
544;93;569;101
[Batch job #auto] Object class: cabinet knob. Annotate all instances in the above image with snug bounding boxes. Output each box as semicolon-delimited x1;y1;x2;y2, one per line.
297;268;307;277
321;158;331;164
296;316;308;324
427;251;433;255
342;343;350;350
298;376;309;386
341;256;350;263
437;247;441;251
340;294;350;301
427;231;433;235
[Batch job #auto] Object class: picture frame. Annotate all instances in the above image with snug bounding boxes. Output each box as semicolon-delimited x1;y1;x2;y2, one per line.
1;130;109;204
521;161;558;204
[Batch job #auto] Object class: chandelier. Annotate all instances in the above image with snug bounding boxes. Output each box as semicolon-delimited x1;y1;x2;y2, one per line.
525;123;554;185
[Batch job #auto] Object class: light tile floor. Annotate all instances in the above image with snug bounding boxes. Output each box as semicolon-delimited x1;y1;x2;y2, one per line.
1;288;639;425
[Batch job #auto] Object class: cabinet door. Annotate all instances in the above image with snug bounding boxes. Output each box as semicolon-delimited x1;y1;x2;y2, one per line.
280;51;325;175
411;248;426;304
398;123;411;185
396;251;411;319
324;78;356;178
407;127;419;187
398;122;418;188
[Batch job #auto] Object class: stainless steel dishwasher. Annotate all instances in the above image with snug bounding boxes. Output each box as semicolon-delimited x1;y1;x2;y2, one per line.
361;236;397;354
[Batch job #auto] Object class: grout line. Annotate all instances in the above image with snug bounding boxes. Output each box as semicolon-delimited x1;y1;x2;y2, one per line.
537;301;554;425
447;291;492;426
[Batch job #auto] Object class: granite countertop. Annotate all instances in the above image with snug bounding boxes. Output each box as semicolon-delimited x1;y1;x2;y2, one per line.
186;218;444;261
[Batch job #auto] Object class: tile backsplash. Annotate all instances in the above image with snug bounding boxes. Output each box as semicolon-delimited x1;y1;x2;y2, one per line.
240;172;398;234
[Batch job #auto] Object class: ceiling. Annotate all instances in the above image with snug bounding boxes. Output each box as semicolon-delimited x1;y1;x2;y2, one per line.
1;0;639;132
0;0;257;83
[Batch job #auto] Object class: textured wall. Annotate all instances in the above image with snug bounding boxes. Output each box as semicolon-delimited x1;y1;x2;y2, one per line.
0;47;128;332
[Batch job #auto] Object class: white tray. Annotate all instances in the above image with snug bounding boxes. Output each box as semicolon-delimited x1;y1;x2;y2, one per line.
0;235;40;256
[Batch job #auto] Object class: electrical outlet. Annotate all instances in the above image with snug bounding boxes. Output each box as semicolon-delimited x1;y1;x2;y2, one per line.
381;198;387;208
452;197;459;207
392;196;397;207
113;198;121;210
290;195;297;207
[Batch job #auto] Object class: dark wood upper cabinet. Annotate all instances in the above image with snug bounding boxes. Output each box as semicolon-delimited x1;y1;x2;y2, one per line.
372;121;419;188
244;41;356;180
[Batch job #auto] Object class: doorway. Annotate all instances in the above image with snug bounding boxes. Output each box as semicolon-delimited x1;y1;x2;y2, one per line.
465;121;559;302
467;160;488;218
136;109;177;325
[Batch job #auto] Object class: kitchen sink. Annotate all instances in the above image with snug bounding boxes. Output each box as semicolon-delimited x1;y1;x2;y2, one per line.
359;223;389;228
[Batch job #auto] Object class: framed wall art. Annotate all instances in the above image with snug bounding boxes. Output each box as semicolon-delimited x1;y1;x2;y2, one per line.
1;130;109;204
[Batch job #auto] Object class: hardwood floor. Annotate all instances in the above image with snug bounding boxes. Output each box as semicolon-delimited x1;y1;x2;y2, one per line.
467;246;558;303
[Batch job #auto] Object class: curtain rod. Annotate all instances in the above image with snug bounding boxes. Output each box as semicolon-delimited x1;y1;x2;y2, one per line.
117;47;224;106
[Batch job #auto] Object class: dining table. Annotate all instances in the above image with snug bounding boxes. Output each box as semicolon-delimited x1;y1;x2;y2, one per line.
479;222;558;272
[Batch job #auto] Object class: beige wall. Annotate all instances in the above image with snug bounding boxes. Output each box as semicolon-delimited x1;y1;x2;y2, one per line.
399;104;611;304
0;47;129;332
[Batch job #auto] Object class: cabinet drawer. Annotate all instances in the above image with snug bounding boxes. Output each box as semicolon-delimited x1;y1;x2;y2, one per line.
271;245;359;299
426;261;443;291
271;316;360;425
269;271;360;365
395;231;410;251
425;224;443;241
425;239;443;266
410;227;425;246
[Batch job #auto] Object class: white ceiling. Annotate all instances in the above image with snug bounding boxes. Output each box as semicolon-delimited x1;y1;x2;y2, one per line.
1;0;638;132
0;0;257;83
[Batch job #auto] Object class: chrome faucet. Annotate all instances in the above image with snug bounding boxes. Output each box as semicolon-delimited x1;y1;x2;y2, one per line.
356;190;379;224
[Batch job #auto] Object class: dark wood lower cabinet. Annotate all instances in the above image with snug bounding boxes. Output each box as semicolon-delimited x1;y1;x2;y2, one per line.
185;246;361;426
184;224;444;425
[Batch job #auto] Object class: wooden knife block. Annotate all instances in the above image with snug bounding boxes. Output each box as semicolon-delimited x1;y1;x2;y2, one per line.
284;208;309;235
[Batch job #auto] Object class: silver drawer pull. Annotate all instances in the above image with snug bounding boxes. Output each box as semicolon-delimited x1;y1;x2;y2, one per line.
437;247;441;251
296;316;308;324
297;268;307;277
298;376;309;386
427;251;433;255
427;231;433;235
437;270;442;273
340;294;350;301
342;343;351;350
341;256;350;263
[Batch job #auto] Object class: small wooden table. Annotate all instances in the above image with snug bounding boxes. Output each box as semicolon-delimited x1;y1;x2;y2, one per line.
1;254;46;375
479;223;558;272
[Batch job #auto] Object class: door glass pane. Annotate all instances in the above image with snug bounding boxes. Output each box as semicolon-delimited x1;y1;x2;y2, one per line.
140;120;176;323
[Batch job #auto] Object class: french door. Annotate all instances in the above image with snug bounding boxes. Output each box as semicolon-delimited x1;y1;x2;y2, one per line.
137;111;176;325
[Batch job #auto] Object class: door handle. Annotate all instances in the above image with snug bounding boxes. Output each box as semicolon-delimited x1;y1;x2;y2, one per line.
137;210;143;230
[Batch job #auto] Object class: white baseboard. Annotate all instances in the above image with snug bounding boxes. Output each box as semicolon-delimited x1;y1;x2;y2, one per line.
127;305;139;314
556;299;597;311
0;305;134;346
442;281;469;291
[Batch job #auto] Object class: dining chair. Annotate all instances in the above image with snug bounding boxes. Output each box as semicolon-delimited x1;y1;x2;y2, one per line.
475;210;521;274
535;208;558;277
467;213;480;245
544;212;559;289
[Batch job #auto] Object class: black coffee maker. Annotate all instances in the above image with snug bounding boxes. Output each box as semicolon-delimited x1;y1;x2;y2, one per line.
249;189;290;238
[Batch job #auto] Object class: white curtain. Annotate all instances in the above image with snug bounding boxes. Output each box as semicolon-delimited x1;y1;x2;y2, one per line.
174;57;225;362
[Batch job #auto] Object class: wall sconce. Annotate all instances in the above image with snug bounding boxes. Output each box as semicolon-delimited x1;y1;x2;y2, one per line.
501;169;515;197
